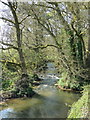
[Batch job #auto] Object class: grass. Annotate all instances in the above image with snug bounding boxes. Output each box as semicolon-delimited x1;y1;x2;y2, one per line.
67;85;90;119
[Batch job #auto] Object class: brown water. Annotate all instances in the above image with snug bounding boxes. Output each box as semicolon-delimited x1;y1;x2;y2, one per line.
0;63;80;118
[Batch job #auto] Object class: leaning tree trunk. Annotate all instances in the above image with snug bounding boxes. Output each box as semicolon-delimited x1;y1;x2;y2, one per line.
8;1;34;97
8;2;27;75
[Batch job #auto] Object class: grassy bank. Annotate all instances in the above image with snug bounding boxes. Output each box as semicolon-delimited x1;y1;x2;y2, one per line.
67;85;90;119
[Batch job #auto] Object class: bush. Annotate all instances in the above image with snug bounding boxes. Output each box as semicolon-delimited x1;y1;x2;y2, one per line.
57;72;83;91
2;69;19;91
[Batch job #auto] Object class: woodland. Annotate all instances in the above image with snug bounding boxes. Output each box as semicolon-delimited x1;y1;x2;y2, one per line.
0;1;90;119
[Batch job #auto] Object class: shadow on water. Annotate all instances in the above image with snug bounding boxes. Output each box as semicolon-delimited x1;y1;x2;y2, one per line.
0;62;81;118
0;88;80;118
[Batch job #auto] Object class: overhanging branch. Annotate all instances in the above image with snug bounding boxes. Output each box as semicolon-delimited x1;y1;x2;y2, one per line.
1;47;17;50
24;42;59;50
34;44;59;49
0;60;21;67
31;8;56;38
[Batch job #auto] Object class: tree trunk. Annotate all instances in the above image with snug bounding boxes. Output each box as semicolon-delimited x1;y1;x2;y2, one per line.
7;1;34;97
8;2;27;75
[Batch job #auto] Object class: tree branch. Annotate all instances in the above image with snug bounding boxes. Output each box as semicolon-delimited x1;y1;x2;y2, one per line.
0;1;9;7
31;9;56;38
1;42;18;50
0;60;21;67
19;15;30;24
71;22;81;37
1;47;16;50
24;42;59;50
34;4;56;10
0;17;15;25
34;44;59;49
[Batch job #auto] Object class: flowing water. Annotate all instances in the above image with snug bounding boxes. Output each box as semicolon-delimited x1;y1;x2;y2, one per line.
0;63;80;119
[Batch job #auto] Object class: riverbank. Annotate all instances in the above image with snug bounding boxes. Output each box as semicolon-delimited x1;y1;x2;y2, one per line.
0;84;81;104
67;85;90;119
0;74;43;103
0;85;80;118
55;84;82;93
0;89;36;104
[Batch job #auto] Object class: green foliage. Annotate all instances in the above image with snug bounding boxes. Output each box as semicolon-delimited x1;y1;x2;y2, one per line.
13;74;35;97
1;1;89;100
6;62;20;72
58;72;69;88
57;72;83;91
1;65;35;97
2;66;19;91
67;85;90;119
16;86;34;97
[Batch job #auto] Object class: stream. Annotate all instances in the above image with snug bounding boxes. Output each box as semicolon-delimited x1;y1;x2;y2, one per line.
0;63;80;119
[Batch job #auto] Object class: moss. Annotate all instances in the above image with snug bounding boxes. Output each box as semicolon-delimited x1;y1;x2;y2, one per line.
67;85;90;119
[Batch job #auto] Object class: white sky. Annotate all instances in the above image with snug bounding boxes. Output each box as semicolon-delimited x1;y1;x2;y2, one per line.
0;0;9;50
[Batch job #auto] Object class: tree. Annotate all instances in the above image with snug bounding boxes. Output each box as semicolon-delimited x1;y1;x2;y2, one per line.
24;1;89;90
0;1;34;97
